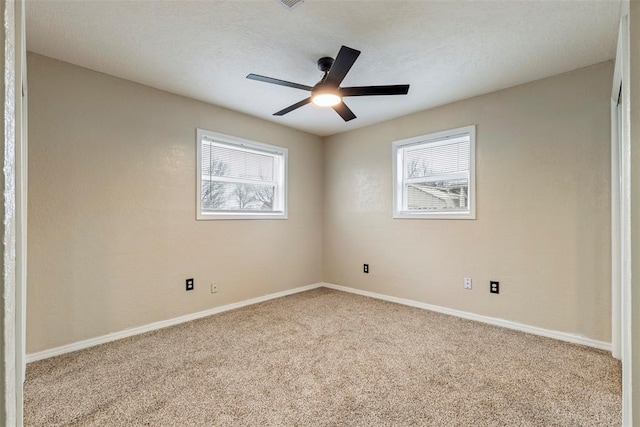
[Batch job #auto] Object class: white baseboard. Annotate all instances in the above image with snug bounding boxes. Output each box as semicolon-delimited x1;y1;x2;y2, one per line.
26;282;324;363
28;281;611;363
321;282;612;352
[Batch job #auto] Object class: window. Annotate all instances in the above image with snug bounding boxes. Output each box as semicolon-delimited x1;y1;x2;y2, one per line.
197;129;287;220
393;125;475;219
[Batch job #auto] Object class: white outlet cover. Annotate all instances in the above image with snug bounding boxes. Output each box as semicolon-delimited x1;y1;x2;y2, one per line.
464;278;472;289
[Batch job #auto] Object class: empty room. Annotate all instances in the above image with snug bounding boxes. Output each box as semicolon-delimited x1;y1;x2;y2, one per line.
5;0;638;425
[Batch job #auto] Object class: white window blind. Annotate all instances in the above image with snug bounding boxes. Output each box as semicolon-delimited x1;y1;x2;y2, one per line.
393;126;476;219
197;129;287;219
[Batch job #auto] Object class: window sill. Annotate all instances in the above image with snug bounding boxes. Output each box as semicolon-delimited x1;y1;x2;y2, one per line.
393;211;476;220
197;211;288;220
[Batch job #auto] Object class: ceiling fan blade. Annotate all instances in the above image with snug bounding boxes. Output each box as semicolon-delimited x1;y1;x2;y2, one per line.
332;102;357;122
247;74;313;92
341;85;410;97
325;46;361;86
273;97;312;116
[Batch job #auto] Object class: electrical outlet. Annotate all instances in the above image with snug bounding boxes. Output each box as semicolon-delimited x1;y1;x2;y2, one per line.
464;277;472;290
211;283;218;294
490;281;499;294
363;264;369;274
186;278;194;291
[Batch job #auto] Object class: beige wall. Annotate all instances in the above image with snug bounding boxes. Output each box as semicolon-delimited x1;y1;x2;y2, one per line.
28;51;614;354
27;53;324;353
630;0;640;423
324;62;613;342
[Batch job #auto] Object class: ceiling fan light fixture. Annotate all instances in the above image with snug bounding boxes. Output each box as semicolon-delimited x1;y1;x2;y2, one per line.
311;91;341;107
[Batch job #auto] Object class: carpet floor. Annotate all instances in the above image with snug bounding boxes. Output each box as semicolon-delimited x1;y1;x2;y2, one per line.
25;288;621;426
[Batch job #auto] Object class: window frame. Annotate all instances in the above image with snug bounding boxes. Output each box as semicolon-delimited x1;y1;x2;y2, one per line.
196;129;288;220
392;125;476;220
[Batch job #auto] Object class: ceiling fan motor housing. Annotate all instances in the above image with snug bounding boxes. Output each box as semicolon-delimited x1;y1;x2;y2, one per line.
317;57;334;73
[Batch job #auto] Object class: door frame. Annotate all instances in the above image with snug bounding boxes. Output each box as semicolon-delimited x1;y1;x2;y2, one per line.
611;7;632;426
3;0;26;425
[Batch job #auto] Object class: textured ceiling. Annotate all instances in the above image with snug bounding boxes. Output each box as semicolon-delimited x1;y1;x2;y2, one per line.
26;0;620;137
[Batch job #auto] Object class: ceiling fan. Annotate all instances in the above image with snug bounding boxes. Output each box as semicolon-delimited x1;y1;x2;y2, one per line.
246;45;410;122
